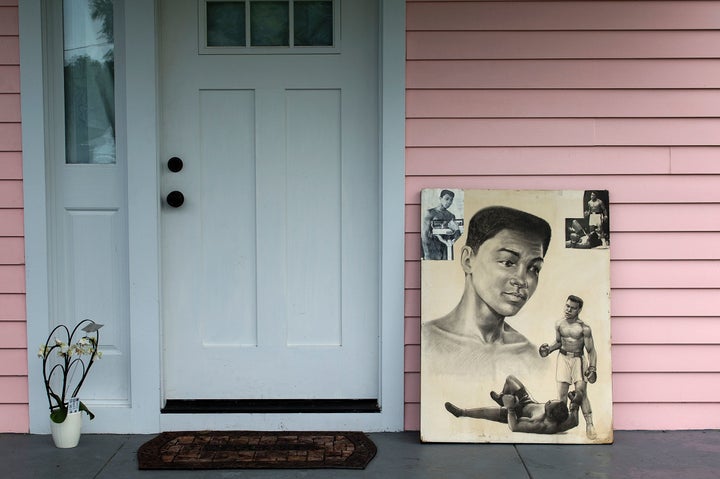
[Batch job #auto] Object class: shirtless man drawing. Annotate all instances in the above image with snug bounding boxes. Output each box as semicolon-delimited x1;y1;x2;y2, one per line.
444;375;582;434
539;295;598;439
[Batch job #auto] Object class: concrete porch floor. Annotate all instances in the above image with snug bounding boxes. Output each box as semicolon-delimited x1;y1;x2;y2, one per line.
1;430;718;478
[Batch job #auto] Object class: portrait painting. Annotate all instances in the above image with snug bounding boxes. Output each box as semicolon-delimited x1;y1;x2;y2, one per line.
420;189;612;444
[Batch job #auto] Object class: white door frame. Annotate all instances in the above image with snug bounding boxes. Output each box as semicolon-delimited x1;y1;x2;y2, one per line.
21;0;405;433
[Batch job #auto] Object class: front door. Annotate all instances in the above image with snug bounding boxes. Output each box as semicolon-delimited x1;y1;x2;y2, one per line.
159;0;380;402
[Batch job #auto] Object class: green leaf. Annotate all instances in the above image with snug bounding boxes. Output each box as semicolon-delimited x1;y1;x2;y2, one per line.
50;407;68;424
79;401;95;420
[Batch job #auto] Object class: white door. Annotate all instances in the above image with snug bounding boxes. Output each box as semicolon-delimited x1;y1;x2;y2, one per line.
159;0;380;402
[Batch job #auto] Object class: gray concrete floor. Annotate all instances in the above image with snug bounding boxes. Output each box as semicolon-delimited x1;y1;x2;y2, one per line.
1;431;719;478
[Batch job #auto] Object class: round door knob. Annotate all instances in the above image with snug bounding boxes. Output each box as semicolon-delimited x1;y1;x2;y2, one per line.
168;157;183;172
166;191;184;208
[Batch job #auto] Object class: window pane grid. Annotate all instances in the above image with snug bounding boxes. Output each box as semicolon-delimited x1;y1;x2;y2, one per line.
204;0;334;51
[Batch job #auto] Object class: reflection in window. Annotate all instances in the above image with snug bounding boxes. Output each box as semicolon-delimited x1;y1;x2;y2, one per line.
251;2;289;46
63;0;116;164
207;2;246;46
294;1;332;46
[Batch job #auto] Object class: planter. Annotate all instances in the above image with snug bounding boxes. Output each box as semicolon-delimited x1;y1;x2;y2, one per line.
50;411;82;448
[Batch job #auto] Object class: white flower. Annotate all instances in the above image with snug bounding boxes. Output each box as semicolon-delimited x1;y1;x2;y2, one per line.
37;345;48;358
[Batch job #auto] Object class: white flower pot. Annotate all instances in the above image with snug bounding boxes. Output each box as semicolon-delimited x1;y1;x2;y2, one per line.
50;411;82;448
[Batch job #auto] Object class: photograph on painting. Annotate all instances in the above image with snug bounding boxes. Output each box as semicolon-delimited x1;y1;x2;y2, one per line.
421;189;612;444
420;188;465;261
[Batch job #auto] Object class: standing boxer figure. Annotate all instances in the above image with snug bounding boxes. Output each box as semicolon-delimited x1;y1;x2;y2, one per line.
539;295;598;439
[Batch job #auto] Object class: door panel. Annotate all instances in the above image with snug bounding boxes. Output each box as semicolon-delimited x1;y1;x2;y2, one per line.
160;0;379;401
199;89;258;347
285;89;342;346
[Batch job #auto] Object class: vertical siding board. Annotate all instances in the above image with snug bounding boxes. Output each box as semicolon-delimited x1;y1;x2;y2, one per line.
671;147;720;174
0;237;24;263
0;65;20;92
408;31;720;60
0;404;28;434
408;118;720;147
0;36;20;64
406;90;720;119
0;152;22;179
0;321;26;347
0;209;23;236
614;403;720;430
404;0;720;431
406;1;720;31
0;293;25;320
407;60;720;89
0;7;19;35
0;179;23;206
0;4;26;433
406;147;672;175
0;124;22;150
0;94;21;122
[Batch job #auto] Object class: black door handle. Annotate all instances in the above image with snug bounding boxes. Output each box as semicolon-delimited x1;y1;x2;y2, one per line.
168;157;183;172
166;191;184;208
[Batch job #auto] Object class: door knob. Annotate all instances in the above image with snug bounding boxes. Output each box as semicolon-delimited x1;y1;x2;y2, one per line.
166;191;185;208
168;157;183;172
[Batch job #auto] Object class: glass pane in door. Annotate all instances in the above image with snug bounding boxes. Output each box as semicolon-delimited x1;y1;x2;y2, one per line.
207;1;246;46
250;1;289;46
294;1;332;46
63;0;116;164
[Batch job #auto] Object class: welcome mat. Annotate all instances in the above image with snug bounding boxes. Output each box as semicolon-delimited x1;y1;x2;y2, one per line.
137;431;377;470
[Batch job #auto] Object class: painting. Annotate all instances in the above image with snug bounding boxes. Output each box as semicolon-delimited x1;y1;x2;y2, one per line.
420;189;612;444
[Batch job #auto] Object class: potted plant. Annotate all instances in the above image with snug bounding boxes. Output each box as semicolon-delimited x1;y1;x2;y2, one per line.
37;319;103;448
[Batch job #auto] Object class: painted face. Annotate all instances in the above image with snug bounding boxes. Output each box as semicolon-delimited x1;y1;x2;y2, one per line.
463;229;545;317
564;299;581;320
439;194;454;209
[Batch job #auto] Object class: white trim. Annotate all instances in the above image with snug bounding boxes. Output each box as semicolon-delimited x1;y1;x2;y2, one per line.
19;0;53;434
378;0;406;431
121;0;163;433
21;0;405;433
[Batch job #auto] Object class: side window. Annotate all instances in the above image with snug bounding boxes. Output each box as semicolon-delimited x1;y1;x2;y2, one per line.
201;0;336;53
63;0;116;164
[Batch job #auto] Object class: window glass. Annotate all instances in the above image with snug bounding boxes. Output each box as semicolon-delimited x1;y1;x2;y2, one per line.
250;1;289;46
207;1;246;46
63;0;116;164
294;1;332;46
203;0;335;52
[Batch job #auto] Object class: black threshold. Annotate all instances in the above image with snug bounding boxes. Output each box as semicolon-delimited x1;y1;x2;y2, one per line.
161;399;380;414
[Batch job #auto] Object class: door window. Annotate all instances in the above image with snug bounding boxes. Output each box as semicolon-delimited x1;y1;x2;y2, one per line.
201;0;337;53
63;0;116;164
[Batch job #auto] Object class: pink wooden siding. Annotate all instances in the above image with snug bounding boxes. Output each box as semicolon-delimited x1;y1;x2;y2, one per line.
405;0;720;431
0;0;28;433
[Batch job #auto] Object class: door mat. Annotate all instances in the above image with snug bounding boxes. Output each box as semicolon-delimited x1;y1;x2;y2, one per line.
137;431;377;470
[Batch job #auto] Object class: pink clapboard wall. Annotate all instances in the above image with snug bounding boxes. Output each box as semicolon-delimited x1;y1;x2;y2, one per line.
0;0;28;434
2;0;720;433
405;0;720;431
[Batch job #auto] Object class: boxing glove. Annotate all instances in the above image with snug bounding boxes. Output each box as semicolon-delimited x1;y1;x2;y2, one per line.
585;366;597;384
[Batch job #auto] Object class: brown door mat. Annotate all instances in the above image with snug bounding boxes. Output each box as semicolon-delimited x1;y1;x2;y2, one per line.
137;430;377;470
